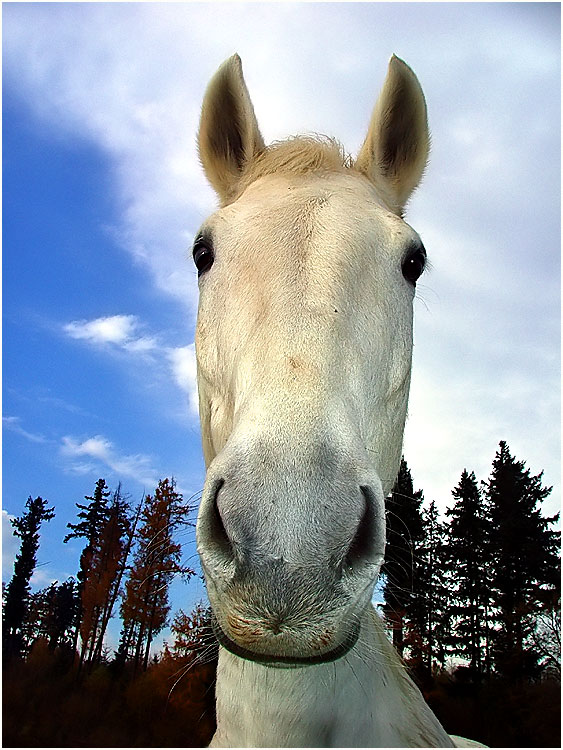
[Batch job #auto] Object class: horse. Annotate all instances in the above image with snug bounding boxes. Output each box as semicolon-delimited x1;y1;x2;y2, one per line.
193;54;484;748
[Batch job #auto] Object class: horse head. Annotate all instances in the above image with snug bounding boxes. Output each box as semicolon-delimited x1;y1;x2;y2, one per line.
194;54;429;667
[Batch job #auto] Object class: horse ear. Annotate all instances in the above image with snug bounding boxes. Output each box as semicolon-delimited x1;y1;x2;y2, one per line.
355;56;429;215
198;54;265;205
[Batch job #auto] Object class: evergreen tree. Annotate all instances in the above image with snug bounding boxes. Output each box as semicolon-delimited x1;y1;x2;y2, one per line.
65;478;111;582
23;578;81;654
79;485;132;668
485;441;560;681
64;478;111;660
47;578;81;652
445;469;492;679
382;458;424;657
411;499;451;675
120;479;196;671
3;496;55;661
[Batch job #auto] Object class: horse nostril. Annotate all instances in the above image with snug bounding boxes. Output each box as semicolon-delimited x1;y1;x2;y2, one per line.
344;487;380;573
206;479;235;561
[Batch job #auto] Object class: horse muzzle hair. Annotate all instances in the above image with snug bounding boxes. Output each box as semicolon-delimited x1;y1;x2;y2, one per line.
197;423;386;665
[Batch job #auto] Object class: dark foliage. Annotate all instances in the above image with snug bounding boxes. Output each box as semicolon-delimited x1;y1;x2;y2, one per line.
485;441;560;681
407;498;451;681
382;457;424;656
23;577;81;652
426;670;561;748
381;443;560;744
2;639;217;747
3;496;55;663
64;478;112;660
445;469;492;679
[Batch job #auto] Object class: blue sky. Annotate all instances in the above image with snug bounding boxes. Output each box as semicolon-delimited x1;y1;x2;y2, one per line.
3;2;560;650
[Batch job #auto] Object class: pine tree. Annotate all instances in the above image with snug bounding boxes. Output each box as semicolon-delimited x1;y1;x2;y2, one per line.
47;578;81;653
445;469;492;679
64;478;111;662
79;486;132;669
120;479;196;671
23;578;80;654
382;458;424;657
411;499;451;675
3;496;55;661
485;441;560;681
65;478;111;582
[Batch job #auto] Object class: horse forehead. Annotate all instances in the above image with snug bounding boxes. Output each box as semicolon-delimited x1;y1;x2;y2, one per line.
222;172;404;241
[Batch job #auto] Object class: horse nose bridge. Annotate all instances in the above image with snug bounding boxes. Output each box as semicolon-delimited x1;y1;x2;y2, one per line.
203;462;356;563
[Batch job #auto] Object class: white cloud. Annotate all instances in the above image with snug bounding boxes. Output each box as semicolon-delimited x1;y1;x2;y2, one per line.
30;568;59;589
167;344;199;416
2;3;219;310
63;313;199;420
123;336;159;354
63;315;145;347
405;353;561;519
61;435;159;490
3;416;48;445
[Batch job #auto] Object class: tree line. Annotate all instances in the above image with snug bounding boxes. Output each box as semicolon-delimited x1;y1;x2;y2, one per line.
3;477;199;674
381;441;560;687
2;440;560;747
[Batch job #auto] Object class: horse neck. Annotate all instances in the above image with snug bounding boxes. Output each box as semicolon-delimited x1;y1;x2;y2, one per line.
211;605;454;748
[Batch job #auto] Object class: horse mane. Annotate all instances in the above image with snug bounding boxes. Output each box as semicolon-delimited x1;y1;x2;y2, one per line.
237;135;355;197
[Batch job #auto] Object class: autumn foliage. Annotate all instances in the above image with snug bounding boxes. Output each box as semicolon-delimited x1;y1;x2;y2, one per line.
2;637;217;747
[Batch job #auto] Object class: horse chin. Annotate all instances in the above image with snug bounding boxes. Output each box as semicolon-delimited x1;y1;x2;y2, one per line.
211;611;361;669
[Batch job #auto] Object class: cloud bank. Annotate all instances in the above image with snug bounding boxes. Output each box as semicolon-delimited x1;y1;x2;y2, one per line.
3;3;560;513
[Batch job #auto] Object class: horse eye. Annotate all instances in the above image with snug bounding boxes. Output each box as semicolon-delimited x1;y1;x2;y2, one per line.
193;240;214;276
402;245;426;285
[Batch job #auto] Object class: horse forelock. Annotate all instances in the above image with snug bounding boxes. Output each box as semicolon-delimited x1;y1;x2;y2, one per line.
231;136;354;202
228;135;398;213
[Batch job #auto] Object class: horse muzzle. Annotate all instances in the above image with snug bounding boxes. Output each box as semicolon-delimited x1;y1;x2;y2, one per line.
196;436;386;663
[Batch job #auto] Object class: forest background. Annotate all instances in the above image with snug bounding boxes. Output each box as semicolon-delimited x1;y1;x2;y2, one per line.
3;440;560;748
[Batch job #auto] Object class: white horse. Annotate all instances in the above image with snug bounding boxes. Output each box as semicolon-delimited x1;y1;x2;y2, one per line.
193;54;483;748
